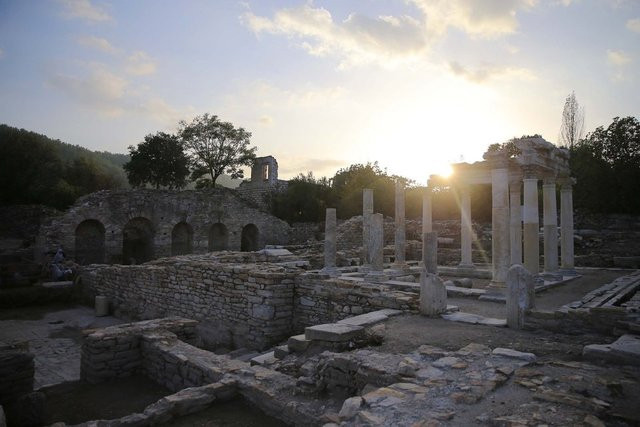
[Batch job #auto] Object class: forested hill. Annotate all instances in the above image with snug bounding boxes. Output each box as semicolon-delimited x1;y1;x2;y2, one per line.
0;124;129;209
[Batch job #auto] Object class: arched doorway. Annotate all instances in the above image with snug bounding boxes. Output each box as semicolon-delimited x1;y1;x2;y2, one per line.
75;219;105;265
241;224;260;252
171;222;193;256
122;217;155;265
208;223;228;251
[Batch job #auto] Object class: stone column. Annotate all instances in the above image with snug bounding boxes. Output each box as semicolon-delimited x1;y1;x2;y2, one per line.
509;181;523;265
422;187;432;234
459;185;474;269
560;180;576;273
393;181;409;272
490;166;510;288
364;213;388;282
320;208;339;276
361;189;373;269
523;177;539;275
506;264;534;329
422;232;438;274
419;270;447;317
543;180;558;274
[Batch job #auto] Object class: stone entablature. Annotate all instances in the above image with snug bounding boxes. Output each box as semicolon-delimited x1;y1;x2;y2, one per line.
39;188;291;265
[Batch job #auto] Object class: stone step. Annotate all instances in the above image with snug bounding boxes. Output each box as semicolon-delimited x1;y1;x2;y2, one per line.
249;351;277;366
441;311;507;327
337;309;402;327
274;345;290;359
583;334;640;366
305;323;364;342
287;334;311;353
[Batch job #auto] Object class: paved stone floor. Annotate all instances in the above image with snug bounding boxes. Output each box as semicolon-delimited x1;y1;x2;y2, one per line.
0;306;122;388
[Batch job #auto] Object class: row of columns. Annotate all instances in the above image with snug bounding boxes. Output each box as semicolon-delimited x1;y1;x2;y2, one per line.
446;173;575;288
323;174;575;287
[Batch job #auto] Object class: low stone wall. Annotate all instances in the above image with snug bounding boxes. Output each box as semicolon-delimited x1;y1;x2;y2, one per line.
290;222;322;244
0;342;34;405
293;275;417;329
80;317;327;426
80;256;299;350
81;318;197;384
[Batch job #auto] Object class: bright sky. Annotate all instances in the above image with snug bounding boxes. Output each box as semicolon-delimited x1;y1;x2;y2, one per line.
1;0;639;184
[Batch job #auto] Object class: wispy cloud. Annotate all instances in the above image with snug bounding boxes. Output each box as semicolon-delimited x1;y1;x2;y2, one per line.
77;35;118;54
448;60;536;83
242;1;537;68
58;0;111;22
125;51;157;76
48;63;127;116
627;18;640;33
607;49;632;66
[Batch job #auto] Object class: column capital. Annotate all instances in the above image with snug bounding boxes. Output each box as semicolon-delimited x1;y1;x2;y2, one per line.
558;177;576;190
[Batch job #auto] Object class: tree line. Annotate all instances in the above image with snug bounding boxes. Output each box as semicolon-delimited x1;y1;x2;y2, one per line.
268;115;640;223
0;124;128;210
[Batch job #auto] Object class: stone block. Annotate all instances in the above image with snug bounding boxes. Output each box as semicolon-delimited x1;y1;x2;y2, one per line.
250;351;276;366
274;345;290;359
491;348;536;362
305;323;365;342
506;264;535;329
419;271;446;317
287;334;311;353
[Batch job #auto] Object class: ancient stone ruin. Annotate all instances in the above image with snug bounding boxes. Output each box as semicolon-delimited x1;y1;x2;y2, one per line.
2;145;640;426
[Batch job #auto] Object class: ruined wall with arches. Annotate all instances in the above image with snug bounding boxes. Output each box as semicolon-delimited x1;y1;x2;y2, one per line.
40;188;290;265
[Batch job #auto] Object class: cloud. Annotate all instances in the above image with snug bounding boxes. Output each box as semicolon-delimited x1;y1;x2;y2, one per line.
243;4;427;67
259;115;274;126
627;18;640;33
48;64;127;116
77;36;118;54
411;0;537;38
58;0;111;22
125;51;157;76
242;1;537;67
607;49;631;66
448;60;536;83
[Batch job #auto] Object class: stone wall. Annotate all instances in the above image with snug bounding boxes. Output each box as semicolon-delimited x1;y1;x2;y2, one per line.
81;317;197;384
289;222;322;244
0;342;34;405
79;255;299;350
39;188;291;265
293;275;417;328
79;252;419;350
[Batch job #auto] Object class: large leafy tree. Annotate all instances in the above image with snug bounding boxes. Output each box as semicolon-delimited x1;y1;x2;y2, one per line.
571;116;640;214
123;132;190;189
179;113;257;187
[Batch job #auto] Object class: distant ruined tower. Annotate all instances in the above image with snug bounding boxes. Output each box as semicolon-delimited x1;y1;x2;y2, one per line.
237;155;288;209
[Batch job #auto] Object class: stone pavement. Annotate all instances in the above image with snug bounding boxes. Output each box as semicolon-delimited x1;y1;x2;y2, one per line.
0;306;122;389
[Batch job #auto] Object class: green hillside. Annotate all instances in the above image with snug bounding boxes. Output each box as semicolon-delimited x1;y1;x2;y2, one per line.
0;124;129;209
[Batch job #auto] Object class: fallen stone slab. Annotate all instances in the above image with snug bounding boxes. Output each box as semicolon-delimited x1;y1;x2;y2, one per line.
491;348;536;362
441;312;507;327
583;334;640;366
41;281;73;289
249;351;277;366
446;285;485;298
258;248;293;257
305;323;364;342
337;309;402;327
287;334;310;353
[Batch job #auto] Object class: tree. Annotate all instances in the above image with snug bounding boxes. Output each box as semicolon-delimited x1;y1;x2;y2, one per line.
123;132;190;189
571;116;640;214
267;172;335;223
559;91;585;149
179;114;257;187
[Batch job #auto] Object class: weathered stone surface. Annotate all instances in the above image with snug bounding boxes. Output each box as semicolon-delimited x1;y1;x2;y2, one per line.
337;309;401;327
441;312;506;327
507;264;535;330
338;396;363;420
250;351;277;366
583;334;640;366
419;271;446;317
492;348;536;362
305;324;364;342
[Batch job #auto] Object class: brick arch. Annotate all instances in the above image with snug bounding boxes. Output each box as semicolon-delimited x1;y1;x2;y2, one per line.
171;222;193;256
208;223;228;252
241;224;260;252
75;219;105;265
123;217;155;265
